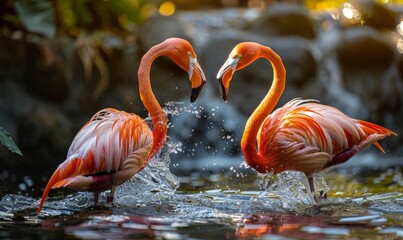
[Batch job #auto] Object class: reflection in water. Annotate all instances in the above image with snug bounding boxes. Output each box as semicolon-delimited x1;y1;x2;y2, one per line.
1;167;403;239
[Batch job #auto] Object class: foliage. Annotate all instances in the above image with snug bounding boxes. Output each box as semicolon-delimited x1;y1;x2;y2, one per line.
0;0;167;155
1;0;162;37
14;0;55;38
0;0;162;99
0;127;22;156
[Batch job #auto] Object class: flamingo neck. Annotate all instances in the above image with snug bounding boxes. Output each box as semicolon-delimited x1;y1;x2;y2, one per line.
240;47;286;173
138;45;169;160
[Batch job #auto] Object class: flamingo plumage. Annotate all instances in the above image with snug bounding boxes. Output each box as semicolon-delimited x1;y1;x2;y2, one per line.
37;38;206;214
216;42;396;195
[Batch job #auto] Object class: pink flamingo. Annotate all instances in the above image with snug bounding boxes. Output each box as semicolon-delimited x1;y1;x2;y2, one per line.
217;42;396;195
37;38;206;213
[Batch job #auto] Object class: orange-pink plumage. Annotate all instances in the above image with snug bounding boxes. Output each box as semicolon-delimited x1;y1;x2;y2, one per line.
37;38;206;214
217;42;396;195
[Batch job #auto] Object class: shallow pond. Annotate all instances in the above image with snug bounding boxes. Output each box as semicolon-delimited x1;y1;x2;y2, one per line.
1;105;402;240
1;154;402;240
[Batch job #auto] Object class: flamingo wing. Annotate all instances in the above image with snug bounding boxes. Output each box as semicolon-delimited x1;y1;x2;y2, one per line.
38;108;153;213
258;98;395;175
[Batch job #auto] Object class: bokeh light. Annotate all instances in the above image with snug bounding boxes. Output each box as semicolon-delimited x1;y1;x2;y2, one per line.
140;3;157;19
342;2;361;20
159;1;176;16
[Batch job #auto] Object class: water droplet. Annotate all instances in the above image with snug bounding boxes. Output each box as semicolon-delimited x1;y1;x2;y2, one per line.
18;183;27;191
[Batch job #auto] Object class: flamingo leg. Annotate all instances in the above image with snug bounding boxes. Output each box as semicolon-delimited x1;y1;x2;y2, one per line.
308;176;315;194
107;185;116;203
94;193;99;205
308;176;328;200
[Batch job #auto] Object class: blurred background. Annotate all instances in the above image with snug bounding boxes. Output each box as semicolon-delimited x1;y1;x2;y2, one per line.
0;0;402;198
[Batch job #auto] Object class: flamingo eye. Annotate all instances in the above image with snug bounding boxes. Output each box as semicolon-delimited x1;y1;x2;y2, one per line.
187;51;195;58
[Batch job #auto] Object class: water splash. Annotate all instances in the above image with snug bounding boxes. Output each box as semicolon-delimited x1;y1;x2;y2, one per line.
116;136;182;207
258;171;330;211
0;192;94;216
0;107;186;216
168;98;244;164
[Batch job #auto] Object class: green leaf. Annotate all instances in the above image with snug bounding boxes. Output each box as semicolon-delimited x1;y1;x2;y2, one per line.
0;127;23;156
14;0;56;38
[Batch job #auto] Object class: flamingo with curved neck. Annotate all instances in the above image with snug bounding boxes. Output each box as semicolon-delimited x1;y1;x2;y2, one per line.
37;38;206;214
217;42;396;195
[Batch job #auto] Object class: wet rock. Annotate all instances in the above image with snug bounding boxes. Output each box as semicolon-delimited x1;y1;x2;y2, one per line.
339;0;397;30
322;27;400;150
335;27;394;70
16;104;72;170
0;36;26;84
97;84;144;118
110;36;140;86
333;27;396;118
138;15;191;52
246;4;316;39
0;78;73;177
24;40;69;103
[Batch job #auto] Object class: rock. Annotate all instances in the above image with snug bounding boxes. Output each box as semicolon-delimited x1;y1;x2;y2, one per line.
335;27;394;70
327;27;399;139
0;35;26;84
339;0;397;30
0;78;73;176
138;15;191;52
24;40;69;103
16;104;72;165
245;4;316;39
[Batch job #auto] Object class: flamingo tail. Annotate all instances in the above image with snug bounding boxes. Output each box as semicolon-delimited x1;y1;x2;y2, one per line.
37;168;64;214
357;120;397;153
37;153;97;214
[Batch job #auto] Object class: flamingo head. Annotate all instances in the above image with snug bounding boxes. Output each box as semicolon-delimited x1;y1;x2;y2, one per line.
163;38;206;102
216;42;262;101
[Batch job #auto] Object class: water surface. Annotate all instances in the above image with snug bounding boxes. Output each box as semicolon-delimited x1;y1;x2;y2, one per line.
1;159;402;239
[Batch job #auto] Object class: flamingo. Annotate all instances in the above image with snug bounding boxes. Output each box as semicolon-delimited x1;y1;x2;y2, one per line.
37;38;206;214
216;42;396;196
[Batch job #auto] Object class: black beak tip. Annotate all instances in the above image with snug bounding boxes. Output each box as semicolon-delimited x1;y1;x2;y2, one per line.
217;77;228;102
190;82;205;103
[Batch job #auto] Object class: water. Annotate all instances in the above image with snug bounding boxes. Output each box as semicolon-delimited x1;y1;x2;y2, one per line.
1;103;402;239
1;103;403;239
1;166;403;239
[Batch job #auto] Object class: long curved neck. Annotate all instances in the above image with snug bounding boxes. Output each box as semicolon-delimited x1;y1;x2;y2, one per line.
138;44;169;161
240;47;286;172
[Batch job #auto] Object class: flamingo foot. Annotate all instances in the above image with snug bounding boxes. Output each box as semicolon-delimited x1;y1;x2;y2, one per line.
106;185;116;204
308;176;327;202
319;190;328;199
107;196;114;203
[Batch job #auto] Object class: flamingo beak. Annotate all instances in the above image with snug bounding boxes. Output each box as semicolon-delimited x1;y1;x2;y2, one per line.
217;75;229;102
216;57;239;102
189;56;206;103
